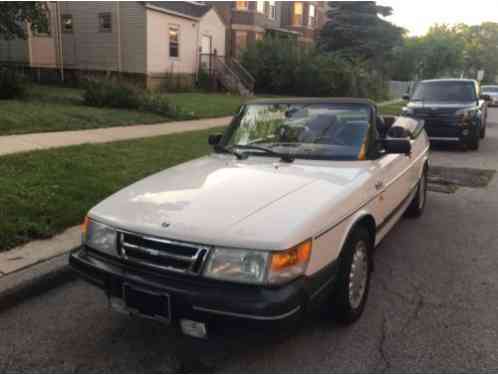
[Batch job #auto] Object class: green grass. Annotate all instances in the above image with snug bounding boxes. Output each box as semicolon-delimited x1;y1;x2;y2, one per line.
0;85;170;136
0;85;248;136
167;93;247;118
0;127;222;252
379;100;407;116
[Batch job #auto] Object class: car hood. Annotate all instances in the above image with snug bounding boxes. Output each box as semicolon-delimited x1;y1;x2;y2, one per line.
407;101;477;109
90;155;372;250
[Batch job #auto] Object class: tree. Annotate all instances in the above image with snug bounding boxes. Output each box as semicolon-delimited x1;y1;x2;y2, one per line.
318;1;405;65
0;2;48;40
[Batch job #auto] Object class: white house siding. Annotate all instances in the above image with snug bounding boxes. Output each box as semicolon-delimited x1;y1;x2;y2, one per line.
120;2;147;74
60;1;146;74
146;9;199;75
199;9;226;57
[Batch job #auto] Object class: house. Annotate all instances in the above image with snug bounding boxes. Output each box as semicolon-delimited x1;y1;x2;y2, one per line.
0;1;227;90
209;1;328;58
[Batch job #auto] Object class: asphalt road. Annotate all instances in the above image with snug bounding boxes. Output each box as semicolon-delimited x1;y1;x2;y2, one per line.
2;110;498;373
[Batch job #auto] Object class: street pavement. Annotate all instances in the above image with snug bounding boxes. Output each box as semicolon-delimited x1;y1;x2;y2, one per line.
1;109;498;373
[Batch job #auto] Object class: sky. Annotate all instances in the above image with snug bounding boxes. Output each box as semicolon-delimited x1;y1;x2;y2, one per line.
378;0;498;36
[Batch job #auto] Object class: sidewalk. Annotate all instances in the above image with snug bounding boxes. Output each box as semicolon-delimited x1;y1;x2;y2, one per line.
0;116;232;157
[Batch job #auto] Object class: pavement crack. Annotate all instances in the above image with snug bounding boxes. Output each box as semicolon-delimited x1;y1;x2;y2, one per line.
376;314;392;373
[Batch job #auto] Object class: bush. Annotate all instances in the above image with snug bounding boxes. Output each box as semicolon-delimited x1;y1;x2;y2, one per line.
0;67;26;99
139;91;174;117
82;78;141;109
240;38;389;100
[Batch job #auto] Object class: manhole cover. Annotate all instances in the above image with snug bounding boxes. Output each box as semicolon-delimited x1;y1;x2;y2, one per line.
428;166;496;194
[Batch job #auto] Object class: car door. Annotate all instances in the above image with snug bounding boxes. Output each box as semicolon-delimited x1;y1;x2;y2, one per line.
374;151;413;227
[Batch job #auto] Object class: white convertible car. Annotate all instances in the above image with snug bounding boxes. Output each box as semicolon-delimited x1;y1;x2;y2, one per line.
70;98;430;339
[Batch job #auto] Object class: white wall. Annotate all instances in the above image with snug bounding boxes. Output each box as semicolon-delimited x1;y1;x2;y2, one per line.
60;1;146;74
199;8;226;57
146;9;199;75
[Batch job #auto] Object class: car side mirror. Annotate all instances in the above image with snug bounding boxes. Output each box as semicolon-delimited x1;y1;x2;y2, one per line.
402;94;410;101
208;133;222;146
480;94;491;101
382;139;411;155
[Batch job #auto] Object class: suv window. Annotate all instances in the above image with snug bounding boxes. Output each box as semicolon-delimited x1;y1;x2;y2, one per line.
412;81;477;102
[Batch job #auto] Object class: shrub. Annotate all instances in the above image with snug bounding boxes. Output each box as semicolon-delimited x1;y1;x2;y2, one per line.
82;78;141;109
0;67;26;99
240;38;389;100
139;91;174;117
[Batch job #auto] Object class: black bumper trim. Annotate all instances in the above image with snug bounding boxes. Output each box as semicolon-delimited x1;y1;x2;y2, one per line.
192;305;302;321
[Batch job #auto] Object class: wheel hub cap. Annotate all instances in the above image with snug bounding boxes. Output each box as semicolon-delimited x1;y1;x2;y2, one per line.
348;241;368;309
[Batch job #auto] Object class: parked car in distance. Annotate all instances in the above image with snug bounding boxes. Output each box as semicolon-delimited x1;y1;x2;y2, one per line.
402;79;489;150
70;98;430;340
481;85;498;107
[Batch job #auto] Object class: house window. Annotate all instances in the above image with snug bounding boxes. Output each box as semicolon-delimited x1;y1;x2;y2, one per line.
292;2;303;26
235;1;248;11
256;1;265;14
234;30;248;57
255;32;264;41
98;13;112;32
269;1;277;19
169;26;180;58
62;14;73;33
308;4;316;26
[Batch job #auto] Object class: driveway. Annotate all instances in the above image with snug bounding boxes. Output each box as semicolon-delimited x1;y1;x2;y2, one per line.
1;110;498;372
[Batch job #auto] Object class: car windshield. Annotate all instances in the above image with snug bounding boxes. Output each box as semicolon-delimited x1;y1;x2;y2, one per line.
412;81;477;102
482;86;498;93
223;103;374;161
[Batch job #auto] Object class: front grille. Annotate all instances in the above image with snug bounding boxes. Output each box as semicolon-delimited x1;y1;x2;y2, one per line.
414;109;457;120
119;232;210;275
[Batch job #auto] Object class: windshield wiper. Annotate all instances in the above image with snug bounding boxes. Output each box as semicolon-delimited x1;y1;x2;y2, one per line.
233;145;295;163
214;145;246;160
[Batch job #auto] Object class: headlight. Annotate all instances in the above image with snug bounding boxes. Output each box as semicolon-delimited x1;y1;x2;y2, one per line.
82;216;117;256
402;107;415;116
203;240;312;285
455;108;478;122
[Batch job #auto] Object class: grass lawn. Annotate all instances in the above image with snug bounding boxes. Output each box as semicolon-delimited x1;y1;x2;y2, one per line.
0;127;222;253
167;93;246;119
380;100;407;116
0;85;248;136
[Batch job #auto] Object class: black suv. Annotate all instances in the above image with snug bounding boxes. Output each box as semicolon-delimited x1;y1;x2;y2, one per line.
402;79;489;150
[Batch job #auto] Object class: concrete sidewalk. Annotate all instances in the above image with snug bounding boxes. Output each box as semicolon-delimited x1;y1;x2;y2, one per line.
0;116;232;157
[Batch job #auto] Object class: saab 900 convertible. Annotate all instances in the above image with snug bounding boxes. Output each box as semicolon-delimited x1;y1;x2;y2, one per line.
70;98;430;339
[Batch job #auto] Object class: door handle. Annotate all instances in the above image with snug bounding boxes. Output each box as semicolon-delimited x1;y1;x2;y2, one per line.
375;181;384;191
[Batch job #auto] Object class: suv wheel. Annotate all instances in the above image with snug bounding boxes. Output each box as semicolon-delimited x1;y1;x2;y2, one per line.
467;128;480;150
332;226;372;325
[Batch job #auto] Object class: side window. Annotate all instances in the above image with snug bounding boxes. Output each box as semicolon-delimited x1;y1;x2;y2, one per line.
98;13;112;32
169;26;180;58
62;14;73;33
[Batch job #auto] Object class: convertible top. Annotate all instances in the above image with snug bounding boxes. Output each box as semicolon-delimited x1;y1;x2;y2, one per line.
245;97;377;107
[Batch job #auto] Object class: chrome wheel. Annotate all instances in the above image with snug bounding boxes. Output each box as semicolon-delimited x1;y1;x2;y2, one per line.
348;240;369;310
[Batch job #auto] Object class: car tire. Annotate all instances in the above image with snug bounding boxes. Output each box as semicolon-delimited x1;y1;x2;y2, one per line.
405;166;427;218
480;121;486;139
332;226;372;325
467;129;480;150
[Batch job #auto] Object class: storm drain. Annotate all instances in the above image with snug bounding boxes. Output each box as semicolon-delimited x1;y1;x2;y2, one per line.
428;166;496;194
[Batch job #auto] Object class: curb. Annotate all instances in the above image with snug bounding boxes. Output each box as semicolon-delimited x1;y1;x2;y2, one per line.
0;251;76;311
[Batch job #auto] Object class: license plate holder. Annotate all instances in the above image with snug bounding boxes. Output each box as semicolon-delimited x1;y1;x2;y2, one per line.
121;283;171;324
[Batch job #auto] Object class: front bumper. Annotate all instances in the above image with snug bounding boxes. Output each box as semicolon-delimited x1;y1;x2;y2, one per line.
423;120;478;144
69;247;335;337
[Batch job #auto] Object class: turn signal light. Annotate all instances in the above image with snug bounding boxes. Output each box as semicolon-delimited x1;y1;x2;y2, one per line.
81;216;90;235
271;239;312;271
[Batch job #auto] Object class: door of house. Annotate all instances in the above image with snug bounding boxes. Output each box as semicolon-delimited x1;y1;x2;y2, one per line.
201;35;212;54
